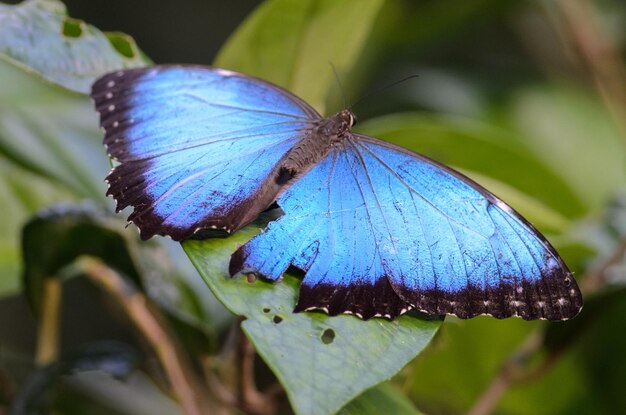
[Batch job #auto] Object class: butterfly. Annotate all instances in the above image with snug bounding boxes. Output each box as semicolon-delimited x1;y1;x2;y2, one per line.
91;65;582;321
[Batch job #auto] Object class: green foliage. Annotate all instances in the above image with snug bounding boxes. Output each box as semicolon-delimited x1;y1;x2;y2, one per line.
338;383;423;415
186;234;439;415
0;0;147;93
215;0;385;113
1;0;626;414
11;342;139;415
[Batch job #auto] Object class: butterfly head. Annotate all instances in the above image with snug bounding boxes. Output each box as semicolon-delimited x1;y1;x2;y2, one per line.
335;109;356;136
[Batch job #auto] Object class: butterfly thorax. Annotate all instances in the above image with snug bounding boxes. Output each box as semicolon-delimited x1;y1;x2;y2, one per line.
315;109;355;138
276;109;355;185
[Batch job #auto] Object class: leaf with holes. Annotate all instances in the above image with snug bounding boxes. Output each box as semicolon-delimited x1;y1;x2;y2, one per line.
0;0;149;93
184;230;441;415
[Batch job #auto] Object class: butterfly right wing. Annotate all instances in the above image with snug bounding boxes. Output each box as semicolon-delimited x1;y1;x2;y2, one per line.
91;65;320;240
231;134;582;321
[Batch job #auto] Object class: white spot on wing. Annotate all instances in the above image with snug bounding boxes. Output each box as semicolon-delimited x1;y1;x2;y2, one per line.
494;199;513;213
215;68;238;77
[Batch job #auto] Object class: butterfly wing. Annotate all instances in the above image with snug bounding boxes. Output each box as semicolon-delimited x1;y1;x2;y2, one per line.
231;133;582;320
91;65;320;240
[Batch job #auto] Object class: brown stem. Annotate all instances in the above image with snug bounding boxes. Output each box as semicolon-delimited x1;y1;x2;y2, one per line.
468;330;543;415
76;256;210;415
237;333;264;410
203;321;280;415
470;235;626;415
35;278;62;366
582;237;626;293
555;0;626;141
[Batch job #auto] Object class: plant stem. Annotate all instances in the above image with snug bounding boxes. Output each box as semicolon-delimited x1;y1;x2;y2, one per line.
556;0;626;142
469;234;626;414
76;256;210;415
35;278;62;366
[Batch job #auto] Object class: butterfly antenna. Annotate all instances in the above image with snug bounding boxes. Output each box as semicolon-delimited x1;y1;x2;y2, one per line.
351;74;420;110
329;62;348;109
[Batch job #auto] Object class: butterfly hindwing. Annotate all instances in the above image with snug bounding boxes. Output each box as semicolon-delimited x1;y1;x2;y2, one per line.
231;134;582;320
91;66;320;240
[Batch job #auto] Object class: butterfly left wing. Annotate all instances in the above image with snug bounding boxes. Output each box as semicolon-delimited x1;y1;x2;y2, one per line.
230;134;582;321
91;65;320;240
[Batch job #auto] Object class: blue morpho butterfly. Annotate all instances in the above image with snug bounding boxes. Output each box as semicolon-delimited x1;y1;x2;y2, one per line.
91;65;582;321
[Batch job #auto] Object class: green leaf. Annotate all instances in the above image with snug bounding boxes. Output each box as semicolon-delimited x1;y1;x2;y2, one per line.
0;159;75;296
506;86;626;213
339;383;422;415
0;0;148;93
215;0;385;114
405;318;587;414
11;341;139;415
0;59;108;200
21;202;216;336
184;231;441;415
357;112;585;224
54;371;182;415
21;202;144;315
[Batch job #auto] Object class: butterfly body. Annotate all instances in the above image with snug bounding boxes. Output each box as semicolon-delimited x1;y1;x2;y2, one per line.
92;65;583;321
274;109;354;188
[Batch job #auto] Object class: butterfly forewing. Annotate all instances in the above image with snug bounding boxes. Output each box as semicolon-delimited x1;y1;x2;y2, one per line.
91;66;320;240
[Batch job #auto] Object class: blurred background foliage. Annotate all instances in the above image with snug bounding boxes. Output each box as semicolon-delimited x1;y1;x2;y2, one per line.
1;0;626;414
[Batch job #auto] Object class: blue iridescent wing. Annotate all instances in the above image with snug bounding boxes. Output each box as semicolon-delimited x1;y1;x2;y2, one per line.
91;66;320;240
231;133;582;320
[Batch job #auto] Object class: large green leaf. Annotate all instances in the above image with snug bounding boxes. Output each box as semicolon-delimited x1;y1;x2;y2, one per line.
184;231;440;415
21;202;144;315
0;2;149;296
0;0;148;93
506;86;626;213
406;317;587;414
0;59;108;200
215;0;385;114
12;342;138;415
0;159;75;295
20;202;217;335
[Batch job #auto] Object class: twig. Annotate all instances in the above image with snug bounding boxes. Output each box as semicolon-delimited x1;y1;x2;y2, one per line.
469;235;626;415
582;237;626;293
468;330;543;415
35;278;62;366
555;0;626;141
202;321;281;415
75;256;210;415
236;332;267;412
